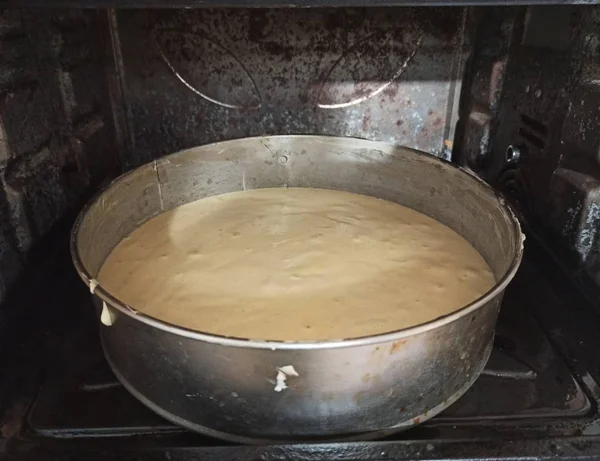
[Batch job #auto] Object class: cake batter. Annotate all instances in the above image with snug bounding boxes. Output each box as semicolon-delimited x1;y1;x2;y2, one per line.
98;187;495;341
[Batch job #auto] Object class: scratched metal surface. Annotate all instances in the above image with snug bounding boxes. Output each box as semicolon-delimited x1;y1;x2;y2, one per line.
111;8;468;169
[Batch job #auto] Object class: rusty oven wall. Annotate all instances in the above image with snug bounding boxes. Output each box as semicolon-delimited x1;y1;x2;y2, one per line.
110;8;469;168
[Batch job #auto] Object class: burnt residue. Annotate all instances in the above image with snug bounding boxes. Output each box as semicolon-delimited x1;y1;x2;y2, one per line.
389;339;407;354
458;7;600;293
116;8;467;165
413;7;463;44
154;28;262;110
0;9;118;304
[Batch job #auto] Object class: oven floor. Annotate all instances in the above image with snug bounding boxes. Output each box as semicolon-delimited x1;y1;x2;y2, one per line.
24;255;591;440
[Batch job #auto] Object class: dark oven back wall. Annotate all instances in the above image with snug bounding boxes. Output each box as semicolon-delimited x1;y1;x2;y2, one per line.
0;10;118;307
112;7;468;168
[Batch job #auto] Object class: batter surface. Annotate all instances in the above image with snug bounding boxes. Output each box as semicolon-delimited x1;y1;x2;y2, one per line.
98;188;495;341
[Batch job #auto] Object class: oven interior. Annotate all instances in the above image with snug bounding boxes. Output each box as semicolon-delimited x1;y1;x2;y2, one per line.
1;5;600;460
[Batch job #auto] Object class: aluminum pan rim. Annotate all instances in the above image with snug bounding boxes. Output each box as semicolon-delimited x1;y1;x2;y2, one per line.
70;135;524;350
